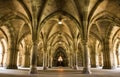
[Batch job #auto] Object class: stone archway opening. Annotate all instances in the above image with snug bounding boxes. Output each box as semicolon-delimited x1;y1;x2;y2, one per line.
53;47;68;67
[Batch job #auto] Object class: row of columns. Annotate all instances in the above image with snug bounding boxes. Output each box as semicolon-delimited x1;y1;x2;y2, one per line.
0;37;119;74
2;1;119;75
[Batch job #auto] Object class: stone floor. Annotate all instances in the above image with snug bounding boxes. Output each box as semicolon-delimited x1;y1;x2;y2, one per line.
0;67;120;77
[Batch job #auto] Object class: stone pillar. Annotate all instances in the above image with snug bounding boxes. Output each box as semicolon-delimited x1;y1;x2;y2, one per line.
112;48;117;68
102;40;113;69
48;48;52;68
71;54;74;68
47;46;50;68
69;46;73;68
73;38;78;69
47;51;49;68
50;57;52;68
118;44;120;66
17;52;22;67
22;53;30;67
43;49;47;70
30;41;38;74
117;53;120;67
73;52;75;69
50;47;53;68
69;55;71;68
0;41;5;67
91;47;99;68
46;53;48;67
74;49;78;70
99;52;103;67
82;40;91;74
91;53;99;67
6;48;18;69
117;46;120;67
69;53;71;67
70;53;73;68
1;54;4;67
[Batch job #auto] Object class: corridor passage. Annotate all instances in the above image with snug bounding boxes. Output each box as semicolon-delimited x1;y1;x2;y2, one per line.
0;67;120;77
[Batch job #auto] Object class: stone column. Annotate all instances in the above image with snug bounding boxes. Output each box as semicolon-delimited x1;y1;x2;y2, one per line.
118;44;120;66
99;52;103;67
117;45;120;67
50;57;52;68
112;48;117;68
70;53;73;68
17;52;22;67
69;55;71;67
6;48;18;69
48;56;52;68
43;49;47;70
91;53;99;68
47;52;50;68
74;49;78;70
68;53;71;67
91;47;99;68
102;40;113;69
30;41;38;74
117;53;120;67
47;46;50;68
50;47;53;68
22;52;30;67
0;41;5;67
69;46;73;68
71;53;74;69
73;38;78;69
1;54;4;67
73;52;75;68
82;40;91;74
48;47;52;68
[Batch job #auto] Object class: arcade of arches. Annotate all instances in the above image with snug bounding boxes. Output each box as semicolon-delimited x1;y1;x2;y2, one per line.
0;0;120;74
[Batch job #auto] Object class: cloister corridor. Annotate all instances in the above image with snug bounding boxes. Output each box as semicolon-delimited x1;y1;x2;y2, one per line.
0;0;120;77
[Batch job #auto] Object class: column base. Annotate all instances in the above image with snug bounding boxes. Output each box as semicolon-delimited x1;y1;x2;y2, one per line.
21;65;30;68
0;63;3;67
117;65;120;67
112;66;117;69
48;66;52;68
102;66;115;69
82;67;91;74
91;65;99;68
74;65;79;70
70;66;73;68
43;66;47;70
30;67;38;74
6;65;18;69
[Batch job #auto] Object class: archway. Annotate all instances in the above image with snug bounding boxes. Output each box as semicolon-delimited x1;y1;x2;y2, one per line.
53;47;68;67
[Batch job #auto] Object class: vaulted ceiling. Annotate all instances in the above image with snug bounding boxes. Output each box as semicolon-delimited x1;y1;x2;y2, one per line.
0;0;120;50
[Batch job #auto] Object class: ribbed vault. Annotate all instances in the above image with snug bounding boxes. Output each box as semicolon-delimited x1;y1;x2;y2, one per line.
0;0;120;75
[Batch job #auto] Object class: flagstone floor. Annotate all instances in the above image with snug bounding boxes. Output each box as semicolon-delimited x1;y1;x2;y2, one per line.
0;67;120;77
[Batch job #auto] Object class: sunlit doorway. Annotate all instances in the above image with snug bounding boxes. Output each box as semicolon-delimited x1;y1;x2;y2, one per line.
53;47;68;67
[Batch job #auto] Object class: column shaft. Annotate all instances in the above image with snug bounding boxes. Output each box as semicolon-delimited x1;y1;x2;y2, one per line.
102;40;113;69
82;41;91;74
30;42;38;74
91;49;99;68
43;51;47;70
6;48;18;69
74;49;78;69
22;54;30;67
